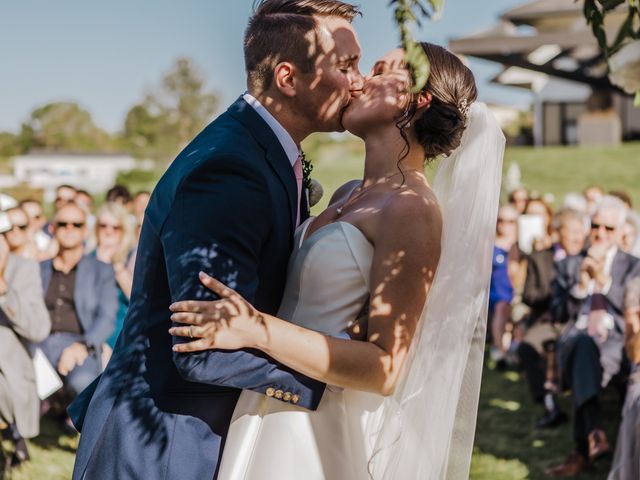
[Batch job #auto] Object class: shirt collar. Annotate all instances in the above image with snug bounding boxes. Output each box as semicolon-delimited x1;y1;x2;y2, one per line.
243;93;300;167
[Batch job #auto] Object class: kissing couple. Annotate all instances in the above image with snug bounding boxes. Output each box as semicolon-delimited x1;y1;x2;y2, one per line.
69;1;505;479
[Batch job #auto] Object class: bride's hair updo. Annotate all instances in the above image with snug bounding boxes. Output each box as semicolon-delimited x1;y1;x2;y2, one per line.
398;42;478;160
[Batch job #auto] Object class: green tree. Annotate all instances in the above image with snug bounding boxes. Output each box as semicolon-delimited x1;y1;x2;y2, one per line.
122;57;218;163
0;132;20;157
19;102;114;152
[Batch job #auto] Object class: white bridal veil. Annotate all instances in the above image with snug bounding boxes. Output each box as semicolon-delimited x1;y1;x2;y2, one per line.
365;102;505;479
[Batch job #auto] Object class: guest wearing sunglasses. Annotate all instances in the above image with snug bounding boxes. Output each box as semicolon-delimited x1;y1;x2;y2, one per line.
20;199;56;261
38;202;118;429
91;202;136;352
547;196;640;476
2;207;35;259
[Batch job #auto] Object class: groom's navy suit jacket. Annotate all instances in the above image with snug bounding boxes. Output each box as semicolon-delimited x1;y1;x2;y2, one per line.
68;97;324;480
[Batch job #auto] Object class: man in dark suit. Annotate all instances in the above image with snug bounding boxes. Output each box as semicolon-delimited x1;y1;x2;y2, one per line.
39;202;118;411
69;1;364;479
518;208;588;429
546;196;640;476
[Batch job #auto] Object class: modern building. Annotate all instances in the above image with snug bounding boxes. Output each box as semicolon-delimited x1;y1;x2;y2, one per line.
450;0;640;146
9;151;151;201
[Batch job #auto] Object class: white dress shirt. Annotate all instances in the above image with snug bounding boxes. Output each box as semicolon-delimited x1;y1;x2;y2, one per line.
243;93;300;167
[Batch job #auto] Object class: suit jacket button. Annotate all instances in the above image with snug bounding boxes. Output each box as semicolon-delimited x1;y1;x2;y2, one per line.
291;394;300;404
283;392;292;402
266;388;275;397
274;389;284;399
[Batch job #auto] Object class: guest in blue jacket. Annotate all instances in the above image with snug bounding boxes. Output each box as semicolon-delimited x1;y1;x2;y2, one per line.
38;202;118;426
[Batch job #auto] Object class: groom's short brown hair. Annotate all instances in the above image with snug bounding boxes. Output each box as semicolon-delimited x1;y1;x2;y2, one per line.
244;0;360;92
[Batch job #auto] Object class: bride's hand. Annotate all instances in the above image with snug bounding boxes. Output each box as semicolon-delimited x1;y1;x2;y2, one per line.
169;272;267;353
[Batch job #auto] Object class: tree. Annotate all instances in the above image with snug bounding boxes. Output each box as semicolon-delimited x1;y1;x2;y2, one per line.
0;132;20;157
19;102;114;152
122;57;218;163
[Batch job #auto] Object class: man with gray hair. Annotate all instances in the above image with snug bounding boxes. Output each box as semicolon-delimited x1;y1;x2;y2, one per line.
547;196;640;476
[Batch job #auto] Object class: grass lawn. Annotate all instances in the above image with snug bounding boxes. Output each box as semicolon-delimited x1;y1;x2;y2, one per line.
2;362;621;479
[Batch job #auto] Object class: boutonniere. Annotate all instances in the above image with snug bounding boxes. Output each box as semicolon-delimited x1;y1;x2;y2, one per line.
301;151;313;192
300;152;323;207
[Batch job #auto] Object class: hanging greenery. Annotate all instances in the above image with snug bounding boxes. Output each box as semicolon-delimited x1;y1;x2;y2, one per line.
389;0;444;92
582;0;640;105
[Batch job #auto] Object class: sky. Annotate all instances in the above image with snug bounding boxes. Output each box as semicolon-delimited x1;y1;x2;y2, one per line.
0;0;532;134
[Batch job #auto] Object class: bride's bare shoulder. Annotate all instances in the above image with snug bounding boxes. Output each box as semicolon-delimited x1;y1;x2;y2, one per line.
379;185;442;236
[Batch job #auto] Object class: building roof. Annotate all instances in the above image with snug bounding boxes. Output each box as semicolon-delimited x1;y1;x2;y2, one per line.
449;0;632;93
500;0;582;25
24;150;132;158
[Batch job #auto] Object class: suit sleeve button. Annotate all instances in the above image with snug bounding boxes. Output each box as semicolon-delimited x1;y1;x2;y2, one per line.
283;392;292;402
291;394;300;404
274;389;284;399
266;388;275;397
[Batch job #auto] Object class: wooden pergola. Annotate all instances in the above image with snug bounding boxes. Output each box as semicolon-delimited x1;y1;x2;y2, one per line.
449;0;629;92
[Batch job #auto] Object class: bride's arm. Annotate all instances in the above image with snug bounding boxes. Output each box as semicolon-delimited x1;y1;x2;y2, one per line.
171;196;441;395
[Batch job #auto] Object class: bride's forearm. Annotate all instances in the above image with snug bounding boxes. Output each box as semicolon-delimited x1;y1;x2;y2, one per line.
252;314;399;395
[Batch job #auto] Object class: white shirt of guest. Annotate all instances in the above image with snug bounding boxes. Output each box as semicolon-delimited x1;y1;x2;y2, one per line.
243;93;300;167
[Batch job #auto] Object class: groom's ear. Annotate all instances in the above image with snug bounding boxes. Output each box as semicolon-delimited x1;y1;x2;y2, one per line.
273;62;297;98
416;91;432;111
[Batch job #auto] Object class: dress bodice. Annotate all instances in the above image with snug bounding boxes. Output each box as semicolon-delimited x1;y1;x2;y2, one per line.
277;218;374;336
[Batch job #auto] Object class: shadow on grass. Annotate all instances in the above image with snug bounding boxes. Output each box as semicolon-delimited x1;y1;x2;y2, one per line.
29;416;77;454
471;357;621;480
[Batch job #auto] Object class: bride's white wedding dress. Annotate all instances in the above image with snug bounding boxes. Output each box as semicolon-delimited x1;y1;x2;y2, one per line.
218;218;383;479
219;103;505;479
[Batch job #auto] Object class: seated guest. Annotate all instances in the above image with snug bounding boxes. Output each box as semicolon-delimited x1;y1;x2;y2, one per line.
74;190;96;232
19;199;54;260
546;196;640;476
608;276;640;479
106;184;132;208
519;209;588;429
38;202;118;429
0;232;51;468
562;193;589;214
524;197;554;252
609;190;632;209
489;205;520;367
583;185;604;214
2;207;36;260
54;184;77;211
508;186;529;215
91;202;135;354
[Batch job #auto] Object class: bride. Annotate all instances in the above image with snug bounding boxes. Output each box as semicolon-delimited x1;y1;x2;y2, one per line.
170;43;505;479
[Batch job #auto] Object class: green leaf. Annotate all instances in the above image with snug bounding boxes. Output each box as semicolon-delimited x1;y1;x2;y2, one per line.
598;0;625;12
405;41;431;92
610;10;636;53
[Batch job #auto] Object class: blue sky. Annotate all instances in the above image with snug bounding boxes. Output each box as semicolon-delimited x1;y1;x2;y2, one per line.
0;0;531;133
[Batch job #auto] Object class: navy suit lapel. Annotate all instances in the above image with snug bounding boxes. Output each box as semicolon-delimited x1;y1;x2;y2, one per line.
227;97;298;233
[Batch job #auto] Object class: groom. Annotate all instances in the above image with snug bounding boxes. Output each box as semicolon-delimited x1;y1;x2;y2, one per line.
68;1;363;479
